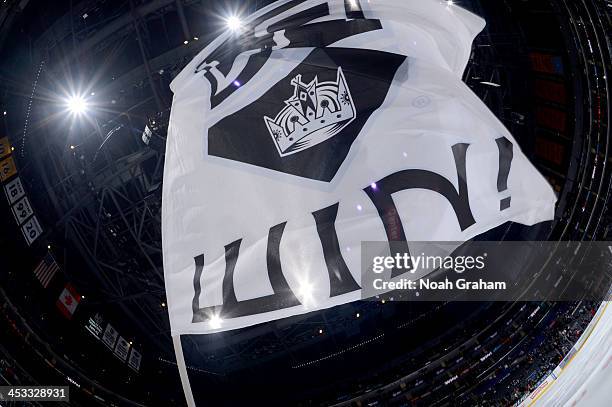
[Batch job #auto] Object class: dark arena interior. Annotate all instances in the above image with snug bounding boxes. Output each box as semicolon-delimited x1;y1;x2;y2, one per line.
0;0;611;406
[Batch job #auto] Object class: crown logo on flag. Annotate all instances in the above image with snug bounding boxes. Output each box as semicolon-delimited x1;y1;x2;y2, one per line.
264;67;356;157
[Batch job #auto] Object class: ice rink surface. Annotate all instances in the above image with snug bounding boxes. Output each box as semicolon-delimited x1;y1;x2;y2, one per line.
519;302;612;406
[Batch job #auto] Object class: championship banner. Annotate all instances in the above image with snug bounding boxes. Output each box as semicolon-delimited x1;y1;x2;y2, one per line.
0;145;44;245
102;323;119;350
162;0;556;335
0;137;11;159
128;348;142;372
12;196;34;226
0;155;17;182
3;177;25;205
86;313;105;339
20;215;43;246
114;336;130;362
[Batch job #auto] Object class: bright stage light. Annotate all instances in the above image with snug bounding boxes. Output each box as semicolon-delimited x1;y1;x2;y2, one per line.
226;15;242;31
209;313;223;329
298;280;314;307
66;95;88;115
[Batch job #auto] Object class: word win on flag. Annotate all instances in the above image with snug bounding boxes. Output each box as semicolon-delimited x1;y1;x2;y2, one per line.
163;0;557;335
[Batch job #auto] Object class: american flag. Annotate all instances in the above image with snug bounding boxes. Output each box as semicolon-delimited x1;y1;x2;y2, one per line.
33;253;59;288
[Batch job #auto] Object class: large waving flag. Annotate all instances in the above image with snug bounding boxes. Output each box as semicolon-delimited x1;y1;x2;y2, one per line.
162;0;556;336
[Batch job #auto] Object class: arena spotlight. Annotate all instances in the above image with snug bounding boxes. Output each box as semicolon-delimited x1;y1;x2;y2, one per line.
226;15;242;31
298;280;314;307
209;313;223;329
66;95;88;115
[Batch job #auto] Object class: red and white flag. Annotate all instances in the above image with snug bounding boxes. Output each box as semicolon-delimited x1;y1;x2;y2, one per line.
56;283;81;320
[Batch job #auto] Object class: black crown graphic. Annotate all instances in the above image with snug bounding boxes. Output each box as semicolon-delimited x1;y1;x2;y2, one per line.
264;67;356;157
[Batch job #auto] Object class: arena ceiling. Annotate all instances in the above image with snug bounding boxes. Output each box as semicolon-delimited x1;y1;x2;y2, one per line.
0;0;609;405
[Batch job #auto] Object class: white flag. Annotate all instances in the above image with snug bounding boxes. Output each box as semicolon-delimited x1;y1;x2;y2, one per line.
162;0;556;335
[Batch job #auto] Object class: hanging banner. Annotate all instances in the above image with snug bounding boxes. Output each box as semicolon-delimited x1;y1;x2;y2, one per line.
0;156;17;182
102;324;119;350
11;196;34;225
114;336;131;362
128;348;142;372
21;215;43;246
1;148;44;245
33;252;60;288
4;177;25;205
162;0;557;335
86;313;105;339
0;137;11;159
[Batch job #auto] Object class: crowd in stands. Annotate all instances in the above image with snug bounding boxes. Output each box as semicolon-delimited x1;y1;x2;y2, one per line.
317;301;597;407
473;302;596;406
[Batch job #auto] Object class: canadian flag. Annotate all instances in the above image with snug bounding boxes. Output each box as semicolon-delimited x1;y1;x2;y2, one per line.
56;284;81;320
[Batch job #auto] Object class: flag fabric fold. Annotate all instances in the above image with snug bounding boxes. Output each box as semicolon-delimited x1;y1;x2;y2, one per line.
162;0;557;335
